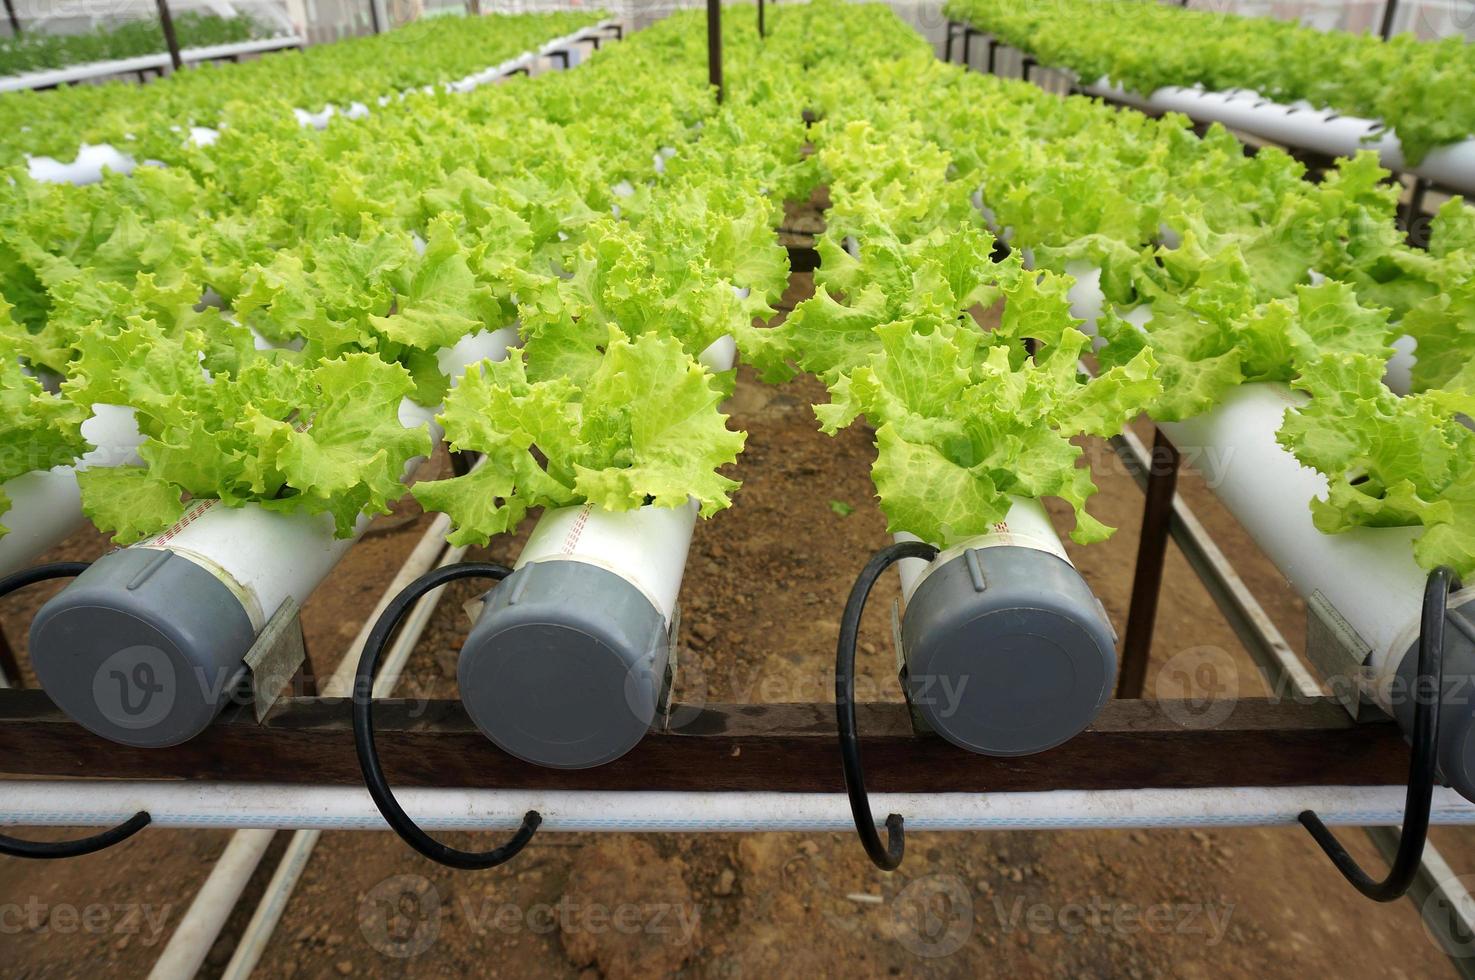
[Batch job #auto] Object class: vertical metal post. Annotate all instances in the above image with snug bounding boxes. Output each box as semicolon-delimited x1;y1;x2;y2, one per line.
1380;0;1399;38
369;0;383;35
962;27;973;67
758;0;765;37
156;0;184;72
1116;427;1181;699
944;20;956;62
707;0;723;104
1405;176;1431;245
0;627;22;689
3;0;20;37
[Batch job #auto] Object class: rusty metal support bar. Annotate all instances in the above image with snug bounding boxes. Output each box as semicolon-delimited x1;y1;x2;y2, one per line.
1116;428;1181;698
156;0;183;72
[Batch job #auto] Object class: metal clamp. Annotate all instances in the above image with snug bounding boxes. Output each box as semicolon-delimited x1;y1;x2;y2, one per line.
243;597;308;722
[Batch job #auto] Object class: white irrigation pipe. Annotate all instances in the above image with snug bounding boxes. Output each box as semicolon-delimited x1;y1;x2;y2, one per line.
218;539;472;980
147;514;456;980
0;404;144;578
0;36;304;94
146;830;277;980
6;782;1475;832
1080;78;1475;196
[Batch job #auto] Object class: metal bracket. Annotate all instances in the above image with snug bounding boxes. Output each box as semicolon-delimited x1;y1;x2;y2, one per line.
890;597;935;736
658;604;681;730
1306;591;1381;722
243;597;307;723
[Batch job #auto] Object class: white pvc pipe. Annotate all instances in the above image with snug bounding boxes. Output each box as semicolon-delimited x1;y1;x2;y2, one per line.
1158;382;1429;693
517;500;699;624
1082;79;1475;197
154;514;459;979
0;36;304;94
217;535;471;980
26;143;138;185
146;829;276;980
894;496;1073;603
5;781;1474;832
0;404;144;577
511;333;736;624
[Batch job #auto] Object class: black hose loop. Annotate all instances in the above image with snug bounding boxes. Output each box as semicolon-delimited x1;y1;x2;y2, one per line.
1298;566;1460;901
836;540;939;871
352;562;540;870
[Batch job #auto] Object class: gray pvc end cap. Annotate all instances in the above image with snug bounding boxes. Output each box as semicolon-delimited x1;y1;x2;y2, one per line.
1393;600;1475;802
901;545;1117;757
29;548;256;748
459;559;668;770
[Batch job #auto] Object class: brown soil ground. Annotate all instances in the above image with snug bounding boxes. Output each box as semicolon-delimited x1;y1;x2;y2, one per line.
5;268;1475;979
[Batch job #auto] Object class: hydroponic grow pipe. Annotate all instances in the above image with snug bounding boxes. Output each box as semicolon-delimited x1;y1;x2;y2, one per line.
4;781;1475;832
0;404;144;579
25;327;517;748
1156;383;1475;801
1079;81;1475;198
451;334;738;770
19;22;619;183
888;497;1118;757
0;36;306;93
1059;260;1423;396
145;512;462;978
954;28;1475;198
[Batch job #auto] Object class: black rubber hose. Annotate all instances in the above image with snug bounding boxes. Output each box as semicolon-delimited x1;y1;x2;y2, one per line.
836;540;938;871
1298;565;1459;901
352;562;540;870
0;561;153;859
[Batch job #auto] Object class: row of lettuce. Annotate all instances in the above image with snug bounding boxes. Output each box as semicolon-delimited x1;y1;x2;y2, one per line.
0;8;802;546
943;0;1475;164
3;1;1473;579
0;10;602;168
0;12;271;77
741;4;1473;574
